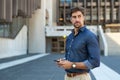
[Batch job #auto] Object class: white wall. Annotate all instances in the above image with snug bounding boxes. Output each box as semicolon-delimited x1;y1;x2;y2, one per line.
45;0;57;26
46;0;53;26
29;0;46;53
0;25;27;59
52;0;57;26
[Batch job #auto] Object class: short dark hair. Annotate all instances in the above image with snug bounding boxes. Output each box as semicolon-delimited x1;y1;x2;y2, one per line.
70;7;85;16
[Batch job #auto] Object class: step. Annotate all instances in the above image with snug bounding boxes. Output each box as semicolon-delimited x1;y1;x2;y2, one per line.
105;33;120;55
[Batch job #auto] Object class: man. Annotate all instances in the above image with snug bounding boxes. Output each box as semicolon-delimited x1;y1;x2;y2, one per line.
56;7;100;80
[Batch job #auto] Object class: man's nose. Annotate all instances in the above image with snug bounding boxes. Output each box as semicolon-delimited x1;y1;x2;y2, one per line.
75;17;80;21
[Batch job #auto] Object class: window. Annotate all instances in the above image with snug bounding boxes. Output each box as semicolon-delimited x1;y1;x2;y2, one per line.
0;0;41;38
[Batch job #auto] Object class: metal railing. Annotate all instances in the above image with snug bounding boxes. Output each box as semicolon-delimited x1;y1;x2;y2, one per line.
98;25;108;56
45;26;73;37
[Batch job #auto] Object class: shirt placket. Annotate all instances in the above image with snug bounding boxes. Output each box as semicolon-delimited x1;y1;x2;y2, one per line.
67;37;75;60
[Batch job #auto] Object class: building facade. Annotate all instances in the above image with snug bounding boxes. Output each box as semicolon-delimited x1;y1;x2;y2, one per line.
0;0;120;58
0;0;47;58
46;0;120;53
57;0;120;26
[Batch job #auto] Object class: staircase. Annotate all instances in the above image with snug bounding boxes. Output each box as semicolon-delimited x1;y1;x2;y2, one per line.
105;33;120;55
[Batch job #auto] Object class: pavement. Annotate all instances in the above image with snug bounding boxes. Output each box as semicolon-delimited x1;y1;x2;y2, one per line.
0;53;120;80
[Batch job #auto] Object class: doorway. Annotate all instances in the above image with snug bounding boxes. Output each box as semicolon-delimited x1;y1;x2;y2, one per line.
51;37;65;53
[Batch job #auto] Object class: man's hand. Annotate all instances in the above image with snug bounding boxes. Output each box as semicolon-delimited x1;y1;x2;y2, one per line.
57;59;73;69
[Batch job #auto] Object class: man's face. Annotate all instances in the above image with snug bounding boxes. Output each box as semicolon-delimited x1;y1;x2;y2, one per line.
71;11;84;28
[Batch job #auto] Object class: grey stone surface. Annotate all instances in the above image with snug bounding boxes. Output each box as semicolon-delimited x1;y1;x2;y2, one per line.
0;54;97;80
101;55;120;74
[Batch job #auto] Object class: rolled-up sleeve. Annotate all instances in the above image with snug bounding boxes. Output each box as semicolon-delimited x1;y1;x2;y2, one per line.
84;34;100;69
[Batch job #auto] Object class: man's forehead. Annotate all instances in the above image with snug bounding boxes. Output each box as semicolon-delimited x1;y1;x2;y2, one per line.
72;11;83;16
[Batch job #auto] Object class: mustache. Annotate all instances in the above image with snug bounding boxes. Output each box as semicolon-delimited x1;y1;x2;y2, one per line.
75;21;80;24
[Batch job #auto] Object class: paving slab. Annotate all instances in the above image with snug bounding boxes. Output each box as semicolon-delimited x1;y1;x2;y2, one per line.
0;54;96;80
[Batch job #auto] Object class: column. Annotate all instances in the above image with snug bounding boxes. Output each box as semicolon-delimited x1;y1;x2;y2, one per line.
84;0;86;9
90;0;93;24
13;0;18;17
97;0;100;24
104;0;107;23
70;0;73;8
118;0;120;22
37;0;41;9
6;0;12;23
56;0;60;23
27;0;32;18
110;0;114;23
84;0;86;24
0;0;6;21
77;0;79;6
63;0;66;25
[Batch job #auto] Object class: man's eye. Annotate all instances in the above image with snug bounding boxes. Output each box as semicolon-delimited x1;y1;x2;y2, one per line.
78;15;81;18
72;16;76;18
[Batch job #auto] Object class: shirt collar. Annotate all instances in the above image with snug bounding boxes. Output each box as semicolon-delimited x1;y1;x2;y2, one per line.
79;26;86;32
72;25;86;33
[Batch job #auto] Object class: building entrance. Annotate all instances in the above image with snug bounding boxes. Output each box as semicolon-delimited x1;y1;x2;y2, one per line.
51;37;66;53
46;37;66;53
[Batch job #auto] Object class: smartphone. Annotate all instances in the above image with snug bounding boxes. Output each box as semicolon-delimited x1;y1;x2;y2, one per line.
54;60;60;62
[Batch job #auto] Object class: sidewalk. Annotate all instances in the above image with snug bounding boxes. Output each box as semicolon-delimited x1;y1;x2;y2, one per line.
0;53;96;80
101;55;120;74
0;53;40;63
0;53;120;80
0;53;65;80
91;55;120;80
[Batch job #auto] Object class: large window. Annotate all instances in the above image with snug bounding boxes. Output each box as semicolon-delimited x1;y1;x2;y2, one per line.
57;0;120;25
0;0;41;38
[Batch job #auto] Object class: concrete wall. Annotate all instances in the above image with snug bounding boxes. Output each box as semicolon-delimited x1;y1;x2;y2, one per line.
45;0;57;26
0;0;55;58
105;33;120;55
0;25;27;59
28;0;46;54
52;0;57;26
46;0;53;26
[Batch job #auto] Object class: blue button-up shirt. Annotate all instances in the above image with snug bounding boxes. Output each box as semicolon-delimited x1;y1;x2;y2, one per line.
65;26;100;73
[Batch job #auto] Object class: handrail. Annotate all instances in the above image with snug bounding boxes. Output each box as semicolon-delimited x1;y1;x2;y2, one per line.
98;25;108;56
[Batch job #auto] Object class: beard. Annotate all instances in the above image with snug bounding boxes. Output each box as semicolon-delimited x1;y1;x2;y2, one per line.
73;20;84;28
74;22;81;28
